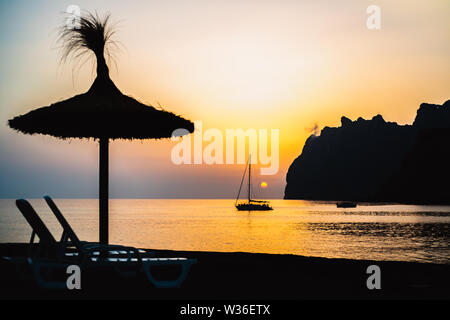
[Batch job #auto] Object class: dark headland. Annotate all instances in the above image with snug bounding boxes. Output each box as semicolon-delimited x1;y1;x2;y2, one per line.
285;100;450;204
1;243;449;299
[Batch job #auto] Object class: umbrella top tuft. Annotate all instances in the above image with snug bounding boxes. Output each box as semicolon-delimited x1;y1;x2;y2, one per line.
58;11;116;79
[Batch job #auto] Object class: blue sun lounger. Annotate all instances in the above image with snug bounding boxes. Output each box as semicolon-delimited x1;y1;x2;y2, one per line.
45;195;197;288
5;198;196;289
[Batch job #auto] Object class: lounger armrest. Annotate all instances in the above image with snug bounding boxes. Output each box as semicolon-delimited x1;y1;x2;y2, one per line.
83;244;137;252
82;245;141;262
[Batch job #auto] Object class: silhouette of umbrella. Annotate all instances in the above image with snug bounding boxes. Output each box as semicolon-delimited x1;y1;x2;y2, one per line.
8;13;194;244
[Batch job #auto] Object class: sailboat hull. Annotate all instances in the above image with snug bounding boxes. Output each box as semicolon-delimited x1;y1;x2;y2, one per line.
236;203;273;211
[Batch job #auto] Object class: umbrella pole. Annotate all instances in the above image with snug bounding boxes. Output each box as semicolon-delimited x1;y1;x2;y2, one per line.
99;137;109;245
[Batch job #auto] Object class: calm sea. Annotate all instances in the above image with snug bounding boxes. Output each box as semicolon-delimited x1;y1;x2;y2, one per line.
0;199;449;264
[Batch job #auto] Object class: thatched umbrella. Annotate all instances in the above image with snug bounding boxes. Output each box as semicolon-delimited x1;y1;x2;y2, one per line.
8;13;194;244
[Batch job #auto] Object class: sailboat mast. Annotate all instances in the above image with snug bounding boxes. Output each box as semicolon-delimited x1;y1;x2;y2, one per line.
235;156;249;206
248;154;251;201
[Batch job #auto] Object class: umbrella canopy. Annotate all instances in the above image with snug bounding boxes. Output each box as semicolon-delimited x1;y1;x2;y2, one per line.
8;12;194;244
8;83;194;140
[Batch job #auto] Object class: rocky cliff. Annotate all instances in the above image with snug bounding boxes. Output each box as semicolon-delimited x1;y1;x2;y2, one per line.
284;100;450;204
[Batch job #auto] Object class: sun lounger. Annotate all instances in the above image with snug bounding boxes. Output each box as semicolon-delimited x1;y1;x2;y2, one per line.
10;197;197;289
43;196;153;260
43;196;197;288
12;199;146;288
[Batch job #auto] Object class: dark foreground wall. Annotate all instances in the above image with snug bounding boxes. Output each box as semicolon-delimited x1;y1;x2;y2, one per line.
285;100;450;204
1;243;449;299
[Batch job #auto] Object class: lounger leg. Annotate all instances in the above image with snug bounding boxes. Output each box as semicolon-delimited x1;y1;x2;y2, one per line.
28;258;69;289
142;261;195;288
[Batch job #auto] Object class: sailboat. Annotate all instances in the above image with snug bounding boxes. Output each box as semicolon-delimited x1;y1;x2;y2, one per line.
235;155;273;211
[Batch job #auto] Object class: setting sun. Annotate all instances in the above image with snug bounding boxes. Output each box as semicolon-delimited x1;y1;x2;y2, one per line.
260;182;268;188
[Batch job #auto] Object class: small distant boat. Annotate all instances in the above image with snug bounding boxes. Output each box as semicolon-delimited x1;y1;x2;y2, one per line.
235;155;273;211
336;201;357;208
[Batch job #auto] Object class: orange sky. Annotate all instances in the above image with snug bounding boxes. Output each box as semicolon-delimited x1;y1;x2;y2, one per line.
0;0;449;198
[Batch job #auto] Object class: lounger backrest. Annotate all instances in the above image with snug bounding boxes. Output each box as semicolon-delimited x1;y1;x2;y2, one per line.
16;199;57;245
43;196;83;251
